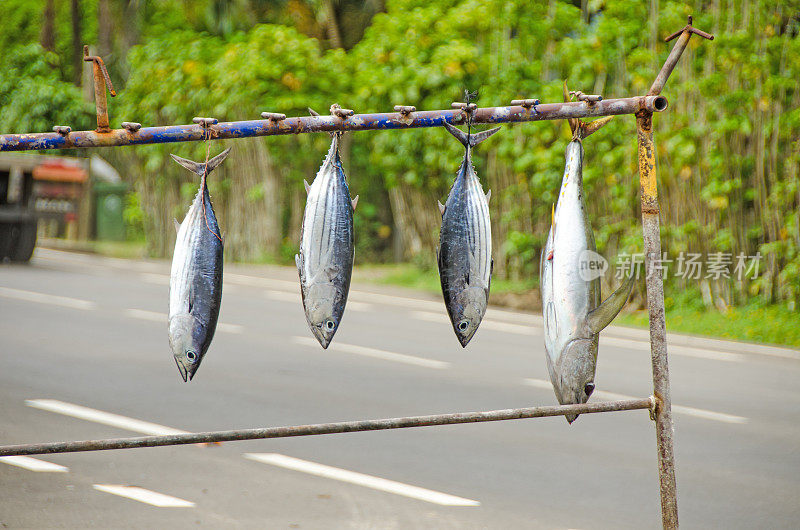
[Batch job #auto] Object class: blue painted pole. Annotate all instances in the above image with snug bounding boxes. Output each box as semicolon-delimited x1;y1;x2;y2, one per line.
0;96;667;152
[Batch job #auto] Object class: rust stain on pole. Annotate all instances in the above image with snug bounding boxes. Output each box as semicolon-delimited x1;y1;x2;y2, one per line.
637;110;678;530
0;398;653;457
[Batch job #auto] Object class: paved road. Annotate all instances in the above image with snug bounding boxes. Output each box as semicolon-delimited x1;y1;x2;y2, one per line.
1;248;798;529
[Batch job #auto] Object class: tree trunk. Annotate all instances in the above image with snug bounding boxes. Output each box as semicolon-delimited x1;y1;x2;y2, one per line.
323;0;343;49
40;0;56;52
71;0;83;86
98;0;112;57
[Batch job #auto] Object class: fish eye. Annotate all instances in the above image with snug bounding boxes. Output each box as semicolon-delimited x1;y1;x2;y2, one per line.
186;350;198;363
584;382;595;397
325;319;335;331
458;320;469;332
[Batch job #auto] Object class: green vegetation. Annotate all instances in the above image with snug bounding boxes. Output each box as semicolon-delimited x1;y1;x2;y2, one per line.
618;304;800;349
2;0;798;343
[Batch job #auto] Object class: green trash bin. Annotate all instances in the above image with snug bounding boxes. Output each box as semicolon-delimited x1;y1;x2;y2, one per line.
93;181;128;241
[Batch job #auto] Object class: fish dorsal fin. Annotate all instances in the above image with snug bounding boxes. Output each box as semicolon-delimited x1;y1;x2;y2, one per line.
173;218;180;233
351;195;359;210
438;200;446;217
304;179;311;194
586;273;636;334
485;189;491;203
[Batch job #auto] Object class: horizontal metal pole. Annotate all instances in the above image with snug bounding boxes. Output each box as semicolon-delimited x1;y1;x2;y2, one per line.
0;96;668;152
0;398;653;456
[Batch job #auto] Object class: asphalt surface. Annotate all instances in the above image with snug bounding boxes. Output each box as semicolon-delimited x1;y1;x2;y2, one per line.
1;248;798;529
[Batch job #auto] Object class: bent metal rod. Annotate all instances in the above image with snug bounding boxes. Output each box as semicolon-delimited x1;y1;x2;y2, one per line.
0;398;654;457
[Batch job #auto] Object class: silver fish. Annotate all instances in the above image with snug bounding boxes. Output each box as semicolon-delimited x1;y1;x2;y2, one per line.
540;119;633;422
296;133;358;348
438;122;500;347
168;148;230;382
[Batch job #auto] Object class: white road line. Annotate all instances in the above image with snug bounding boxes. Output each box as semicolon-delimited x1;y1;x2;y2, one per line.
126;308;243;334
480;319;539;335
93;485;195;507
244;453;479;506
291;336;450;369
26;399;189;436
412;311;539;336
225;272;298;290
140;273;169;285
600;336;744;363
522;378;748;424
0;456;68;473
265;290;300;303
264;290;373;312
0;287;96;310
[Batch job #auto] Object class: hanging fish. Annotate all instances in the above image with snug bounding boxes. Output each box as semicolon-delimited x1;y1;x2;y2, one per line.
296;118;358;349
168;148;230;382
540;110;634;423
438;120;500;347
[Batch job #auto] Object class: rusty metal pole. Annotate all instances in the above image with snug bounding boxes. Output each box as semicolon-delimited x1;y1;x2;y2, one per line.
637;109;678;529
91;60;110;131
83;45;116;133
639;15;713;529
0;398;654;457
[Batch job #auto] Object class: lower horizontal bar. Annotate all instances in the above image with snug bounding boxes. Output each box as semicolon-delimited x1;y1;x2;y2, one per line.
0;96;668;151
0;398;653;456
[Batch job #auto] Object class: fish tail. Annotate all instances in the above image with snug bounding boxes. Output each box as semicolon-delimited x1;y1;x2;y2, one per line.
170;148;232;186
169;148;229;244
443;121;501;148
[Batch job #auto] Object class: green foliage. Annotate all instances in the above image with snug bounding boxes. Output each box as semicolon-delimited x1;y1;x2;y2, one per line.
0;44;93;134
1;0;798;317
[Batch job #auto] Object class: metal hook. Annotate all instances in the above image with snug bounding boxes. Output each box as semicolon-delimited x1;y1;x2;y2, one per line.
83;45;116;132
261;112;287;122
665;14;715;42
393;105;416;116
193;117;218;141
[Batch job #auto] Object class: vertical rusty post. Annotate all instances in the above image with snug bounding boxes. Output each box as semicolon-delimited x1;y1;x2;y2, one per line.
637;109;678;529
83;45;116;133
637;16;712;528
91;60;110;131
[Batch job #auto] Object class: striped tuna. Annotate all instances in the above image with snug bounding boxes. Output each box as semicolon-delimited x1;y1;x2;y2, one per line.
296;133;358;348
168;148;229;382
437;122;500;347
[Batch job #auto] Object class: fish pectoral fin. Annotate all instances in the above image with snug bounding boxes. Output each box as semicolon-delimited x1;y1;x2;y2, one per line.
437;200;446;217
351;195;359;211
173;218;180;233
586;273;636;334
304;179;311;194
325;263;340;279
